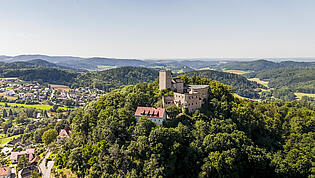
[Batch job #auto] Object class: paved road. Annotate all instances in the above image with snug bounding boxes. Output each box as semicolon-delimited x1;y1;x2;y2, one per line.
39;152;55;178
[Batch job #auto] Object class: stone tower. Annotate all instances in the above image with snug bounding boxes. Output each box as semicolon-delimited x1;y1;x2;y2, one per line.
159;70;172;90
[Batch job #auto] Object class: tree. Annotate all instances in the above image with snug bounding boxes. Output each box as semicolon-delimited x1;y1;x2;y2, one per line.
42;129;58;145
17;155;29;172
166;105;181;120
9;109;13;116
2;109;7;118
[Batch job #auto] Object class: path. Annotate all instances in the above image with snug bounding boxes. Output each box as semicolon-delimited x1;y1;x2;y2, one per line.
39;151;54;178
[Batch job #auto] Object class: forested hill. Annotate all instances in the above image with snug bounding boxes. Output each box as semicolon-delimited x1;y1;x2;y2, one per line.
245;68;315;93
71;66;159;91
1;68;78;85
220;59;315;71
0;59;85;72
54;77;314;177
0;65;265;98
184;70;265;98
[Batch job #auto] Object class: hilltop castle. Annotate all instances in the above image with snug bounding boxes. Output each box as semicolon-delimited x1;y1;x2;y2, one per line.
159;70;209;112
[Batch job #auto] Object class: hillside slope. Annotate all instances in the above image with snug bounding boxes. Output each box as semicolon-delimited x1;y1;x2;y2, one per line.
72;67;159;91
1;68;78;85
245;68;315;93
184;70;265;98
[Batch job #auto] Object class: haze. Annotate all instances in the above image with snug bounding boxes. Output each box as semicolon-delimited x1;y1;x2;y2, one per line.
1;0;315;59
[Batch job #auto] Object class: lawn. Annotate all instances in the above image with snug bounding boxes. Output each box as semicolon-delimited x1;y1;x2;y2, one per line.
0;134;21;145
223;69;250;75
50;84;70;92
0;102;72;110
248;78;269;87
294;93;315;100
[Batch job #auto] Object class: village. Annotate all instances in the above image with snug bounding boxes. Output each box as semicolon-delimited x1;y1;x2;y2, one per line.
0;78;105;177
0;78;105;108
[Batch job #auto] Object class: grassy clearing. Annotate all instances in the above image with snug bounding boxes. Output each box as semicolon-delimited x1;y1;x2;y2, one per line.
223;69;250;75
0;134;21;145
294;93;315;100
97;65;116;71
248;78;269;87
233;93;248;100
0;102;71;110
0;102;52;110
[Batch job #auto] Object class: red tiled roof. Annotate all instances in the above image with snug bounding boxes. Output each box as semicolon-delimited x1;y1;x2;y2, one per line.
135;107;165;118
0;167;10;176
58;129;71;138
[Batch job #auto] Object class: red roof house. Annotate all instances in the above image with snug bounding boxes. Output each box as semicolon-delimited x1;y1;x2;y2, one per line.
135;107;166;125
0;167;11;178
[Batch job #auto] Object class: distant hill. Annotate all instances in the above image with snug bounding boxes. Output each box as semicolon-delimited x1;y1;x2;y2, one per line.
220;60;315;71
0;59;85;72
59;57;148;69
184;70;265;98
1;55;314;71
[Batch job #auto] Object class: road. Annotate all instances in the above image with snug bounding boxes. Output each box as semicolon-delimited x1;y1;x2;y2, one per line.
39;152;55;178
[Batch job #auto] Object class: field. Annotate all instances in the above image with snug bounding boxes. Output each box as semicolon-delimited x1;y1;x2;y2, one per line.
0;102;70;110
50;84;70;92
248;78;269;87
294;92;315;100
0;134;21;145
97;65;116;71
223;69;250;75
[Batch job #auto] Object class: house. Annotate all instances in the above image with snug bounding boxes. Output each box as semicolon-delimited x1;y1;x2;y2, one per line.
135;107;166;125
36;113;41;119
57;129;71;140
1;147;13;155
10;149;35;164
5;91;15;96
0;167;11;178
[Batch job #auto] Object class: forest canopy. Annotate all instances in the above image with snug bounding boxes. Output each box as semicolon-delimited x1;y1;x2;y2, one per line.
54;76;314;178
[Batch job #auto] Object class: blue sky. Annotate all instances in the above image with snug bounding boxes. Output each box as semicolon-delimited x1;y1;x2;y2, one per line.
0;0;314;58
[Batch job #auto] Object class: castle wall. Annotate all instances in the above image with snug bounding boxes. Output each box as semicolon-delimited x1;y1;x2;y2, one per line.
174;92;203;113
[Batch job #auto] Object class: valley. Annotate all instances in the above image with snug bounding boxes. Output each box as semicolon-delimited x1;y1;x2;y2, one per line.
0;57;313;177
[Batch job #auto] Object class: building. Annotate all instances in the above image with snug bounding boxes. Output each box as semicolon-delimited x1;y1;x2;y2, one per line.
0;167;11;178
57;129;71;140
135;107;166;125
159;70;209;113
10;149;35;164
1;147;13;155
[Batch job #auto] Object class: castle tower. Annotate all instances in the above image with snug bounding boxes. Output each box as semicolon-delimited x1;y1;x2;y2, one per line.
159;70;172;90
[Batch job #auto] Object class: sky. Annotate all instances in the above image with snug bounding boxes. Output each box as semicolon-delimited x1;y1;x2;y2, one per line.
0;0;315;59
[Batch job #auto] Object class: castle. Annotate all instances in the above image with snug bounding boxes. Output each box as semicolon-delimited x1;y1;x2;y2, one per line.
159;70;209;112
